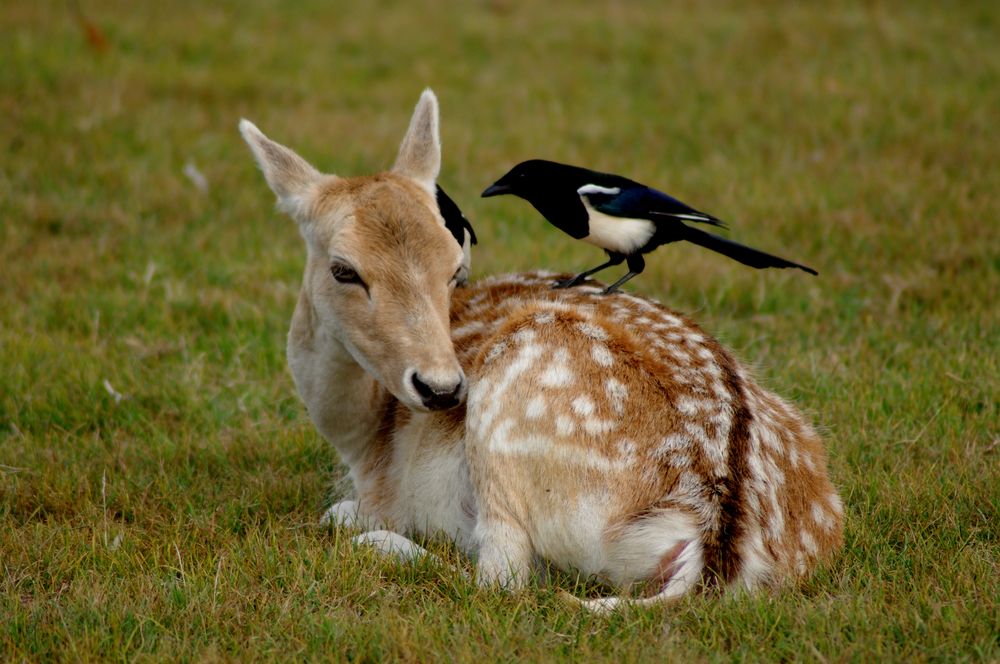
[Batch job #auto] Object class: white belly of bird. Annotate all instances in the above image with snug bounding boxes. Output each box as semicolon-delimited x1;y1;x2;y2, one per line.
580;204;656;255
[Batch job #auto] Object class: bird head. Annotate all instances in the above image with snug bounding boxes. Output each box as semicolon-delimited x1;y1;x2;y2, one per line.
481;160;573;201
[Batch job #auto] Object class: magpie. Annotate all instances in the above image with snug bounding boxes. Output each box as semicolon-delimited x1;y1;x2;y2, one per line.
437;185;477;285
437;185;477;249
481;160;817;294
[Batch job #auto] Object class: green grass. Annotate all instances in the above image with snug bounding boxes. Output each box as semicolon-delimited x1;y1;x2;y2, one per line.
2;0;998;660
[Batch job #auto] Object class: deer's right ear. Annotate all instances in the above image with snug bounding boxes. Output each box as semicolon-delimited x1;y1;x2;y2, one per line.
240;119;323;218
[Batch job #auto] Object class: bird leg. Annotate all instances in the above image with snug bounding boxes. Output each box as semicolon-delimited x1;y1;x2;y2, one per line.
553;252;625;289
601;254;646;295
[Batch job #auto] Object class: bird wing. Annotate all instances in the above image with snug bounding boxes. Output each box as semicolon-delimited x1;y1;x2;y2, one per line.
586;185;728;230
679;225;818;275
436;185;478;246
531;194;590;239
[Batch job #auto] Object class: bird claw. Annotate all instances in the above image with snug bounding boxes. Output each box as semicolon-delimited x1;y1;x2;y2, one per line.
552;277;583;289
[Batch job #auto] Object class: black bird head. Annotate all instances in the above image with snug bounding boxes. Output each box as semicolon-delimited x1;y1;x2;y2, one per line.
481;160;585;201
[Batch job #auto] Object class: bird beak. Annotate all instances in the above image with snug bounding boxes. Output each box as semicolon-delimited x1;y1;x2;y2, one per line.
481;183;511;198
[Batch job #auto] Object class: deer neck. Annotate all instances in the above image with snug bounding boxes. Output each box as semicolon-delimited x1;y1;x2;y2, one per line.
286;287;386;470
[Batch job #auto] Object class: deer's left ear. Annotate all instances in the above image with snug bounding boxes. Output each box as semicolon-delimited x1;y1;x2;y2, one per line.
392;89;440;194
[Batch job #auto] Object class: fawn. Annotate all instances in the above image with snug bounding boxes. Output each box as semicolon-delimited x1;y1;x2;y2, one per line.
240;90;843;610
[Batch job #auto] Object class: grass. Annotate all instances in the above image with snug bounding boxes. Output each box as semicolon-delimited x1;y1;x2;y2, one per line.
2;0;998;660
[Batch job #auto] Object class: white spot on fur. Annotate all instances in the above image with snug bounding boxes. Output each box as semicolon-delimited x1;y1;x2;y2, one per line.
525;395;547;419
453;320;485;338
811;502;835;531
583;418;616;435
575;322;609;341
617;439;636;458
669;348;691;363
828;493;844;516
484;341;508;364
658;434;689;454
800;530;818;555
759;425;784;453
540;363;574;387
534;311;556;324
738;528;772;590
766;505;785;541
605;378;627;415
556;415;576;436
676;396;706;416
572;395;595;417
513;328;537;345
490;432;632;473
590;343;613;367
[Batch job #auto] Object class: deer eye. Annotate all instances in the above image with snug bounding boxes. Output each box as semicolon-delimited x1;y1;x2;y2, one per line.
451;266;467;286
330;263;365;287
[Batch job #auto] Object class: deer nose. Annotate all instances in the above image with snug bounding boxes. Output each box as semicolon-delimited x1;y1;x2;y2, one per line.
410;372;466;410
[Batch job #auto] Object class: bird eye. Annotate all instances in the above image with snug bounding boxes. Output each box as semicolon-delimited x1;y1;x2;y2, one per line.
330;263;365;287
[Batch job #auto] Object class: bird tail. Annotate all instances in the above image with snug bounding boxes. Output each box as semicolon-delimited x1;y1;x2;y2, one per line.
678;226;818;275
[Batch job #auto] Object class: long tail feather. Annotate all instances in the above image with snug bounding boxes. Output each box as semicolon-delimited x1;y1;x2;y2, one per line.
680;226;818;275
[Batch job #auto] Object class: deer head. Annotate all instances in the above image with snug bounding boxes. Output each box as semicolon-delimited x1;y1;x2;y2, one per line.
240;90;467;411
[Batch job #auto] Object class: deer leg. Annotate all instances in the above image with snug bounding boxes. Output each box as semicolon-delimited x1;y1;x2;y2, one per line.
475;518;535;589
320;499;384;531
352;530;436;563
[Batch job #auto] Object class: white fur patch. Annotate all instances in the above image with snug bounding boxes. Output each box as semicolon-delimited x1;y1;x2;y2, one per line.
605;378;628;415
800;530;818;555
811;502;834;531
452;320;485;338
556;415;576;436
525;395;547;419
513;328;537;345
583;417;616;435
575;321;609;341
591;343;614;367
571;395;596;417
540;363;574;387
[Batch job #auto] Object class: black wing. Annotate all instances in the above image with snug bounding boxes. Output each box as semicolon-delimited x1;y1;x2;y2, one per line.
590;185;728;229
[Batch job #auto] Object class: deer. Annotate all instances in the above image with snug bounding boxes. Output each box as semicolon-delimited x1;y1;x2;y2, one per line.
239;90;844;611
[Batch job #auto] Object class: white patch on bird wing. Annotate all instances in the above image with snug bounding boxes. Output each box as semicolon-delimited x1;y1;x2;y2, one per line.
578;203;656;255
667;212;712;222
576;184;621;196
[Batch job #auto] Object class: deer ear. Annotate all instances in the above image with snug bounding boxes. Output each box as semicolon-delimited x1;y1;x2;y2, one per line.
392;89;440;194
240;119;323;218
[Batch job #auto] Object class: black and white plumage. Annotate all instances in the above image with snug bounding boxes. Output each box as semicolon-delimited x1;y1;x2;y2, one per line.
482;160;817;294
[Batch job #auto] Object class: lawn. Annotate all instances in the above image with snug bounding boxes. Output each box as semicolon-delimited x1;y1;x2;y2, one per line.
1;0;998;661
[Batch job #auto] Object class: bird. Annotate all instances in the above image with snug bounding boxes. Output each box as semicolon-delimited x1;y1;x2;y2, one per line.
481;160;817;294
437;185;477;250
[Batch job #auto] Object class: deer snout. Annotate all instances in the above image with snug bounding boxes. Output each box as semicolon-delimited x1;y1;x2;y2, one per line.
407;369;466;411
